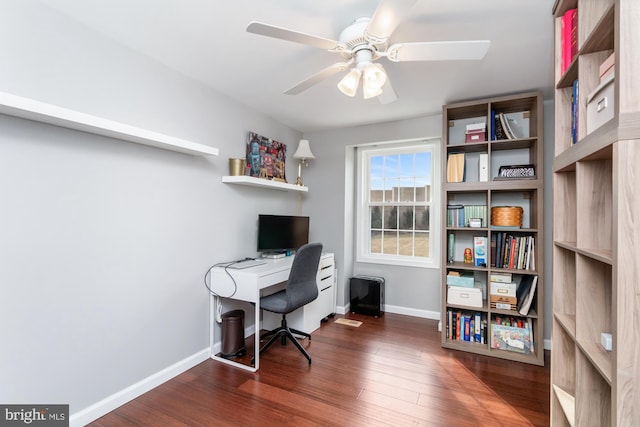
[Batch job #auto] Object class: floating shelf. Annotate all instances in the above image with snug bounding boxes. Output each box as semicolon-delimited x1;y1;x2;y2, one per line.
0;91;219;156
222;175;308;192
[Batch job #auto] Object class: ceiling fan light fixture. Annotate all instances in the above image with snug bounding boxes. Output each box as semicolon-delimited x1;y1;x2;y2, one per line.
337;67;361;97
363;62;387;91
363;83;383;99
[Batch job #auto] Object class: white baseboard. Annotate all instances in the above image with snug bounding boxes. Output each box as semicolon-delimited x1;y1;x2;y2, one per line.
69;348;210;427
337;304;439;320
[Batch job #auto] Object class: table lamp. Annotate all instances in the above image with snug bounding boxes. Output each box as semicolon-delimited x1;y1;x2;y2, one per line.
293;139;315;186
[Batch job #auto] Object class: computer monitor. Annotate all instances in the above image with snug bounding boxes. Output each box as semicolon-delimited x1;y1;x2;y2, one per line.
257;214;309;254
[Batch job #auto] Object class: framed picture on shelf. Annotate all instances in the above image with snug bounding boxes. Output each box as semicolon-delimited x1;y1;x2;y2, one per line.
246;131;287;182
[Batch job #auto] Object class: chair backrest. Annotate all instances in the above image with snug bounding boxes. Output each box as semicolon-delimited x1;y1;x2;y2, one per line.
285;242;323;310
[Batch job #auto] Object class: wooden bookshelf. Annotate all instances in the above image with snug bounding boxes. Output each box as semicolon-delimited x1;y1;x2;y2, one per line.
440;91;544;366
551;1;640;426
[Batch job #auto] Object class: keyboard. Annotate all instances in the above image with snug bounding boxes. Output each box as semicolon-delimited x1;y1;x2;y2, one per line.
227;259;266;269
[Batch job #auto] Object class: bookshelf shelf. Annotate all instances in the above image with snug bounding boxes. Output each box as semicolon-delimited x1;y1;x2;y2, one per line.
551;1;640;426
552;385;576;427
441;91;544;366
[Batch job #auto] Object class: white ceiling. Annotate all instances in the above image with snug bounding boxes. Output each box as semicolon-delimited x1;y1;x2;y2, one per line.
38;0;556;133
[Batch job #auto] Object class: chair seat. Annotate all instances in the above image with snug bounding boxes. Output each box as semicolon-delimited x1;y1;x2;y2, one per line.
260;289;289;313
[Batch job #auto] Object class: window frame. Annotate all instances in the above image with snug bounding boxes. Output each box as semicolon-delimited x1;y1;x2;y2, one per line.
355;138;441;268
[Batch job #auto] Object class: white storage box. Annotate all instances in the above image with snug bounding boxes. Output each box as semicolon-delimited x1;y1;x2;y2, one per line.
447;285;482;308
490;281;517;298
587;74;615;134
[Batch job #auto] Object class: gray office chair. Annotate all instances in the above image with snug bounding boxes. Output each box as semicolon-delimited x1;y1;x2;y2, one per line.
258;242;323;364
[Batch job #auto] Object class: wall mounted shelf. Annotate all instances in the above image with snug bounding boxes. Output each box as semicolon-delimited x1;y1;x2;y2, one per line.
222;175;308;192
0;91;219;156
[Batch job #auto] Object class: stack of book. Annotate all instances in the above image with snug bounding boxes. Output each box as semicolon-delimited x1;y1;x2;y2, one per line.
446;310;488;344
446;204;488;228
491;111;525;140
491;233;535;270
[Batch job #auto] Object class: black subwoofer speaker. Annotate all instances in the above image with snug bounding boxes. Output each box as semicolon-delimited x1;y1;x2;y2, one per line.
350;276;384;317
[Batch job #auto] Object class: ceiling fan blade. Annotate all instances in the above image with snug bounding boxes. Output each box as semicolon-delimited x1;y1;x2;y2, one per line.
284;62;352;95
247;21;346;52
365;0;419;44
386;40;491;62
377;79;398;104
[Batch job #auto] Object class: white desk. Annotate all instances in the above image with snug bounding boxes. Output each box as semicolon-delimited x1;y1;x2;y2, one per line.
208;253;335;372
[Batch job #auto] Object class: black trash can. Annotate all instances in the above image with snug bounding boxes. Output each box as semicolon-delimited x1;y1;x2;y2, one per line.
221;309;246;359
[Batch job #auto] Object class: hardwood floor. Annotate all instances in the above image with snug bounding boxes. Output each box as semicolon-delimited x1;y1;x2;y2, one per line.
89;313;550;426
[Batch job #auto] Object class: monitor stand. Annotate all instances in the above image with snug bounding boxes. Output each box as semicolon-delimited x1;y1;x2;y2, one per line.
261;251;287;259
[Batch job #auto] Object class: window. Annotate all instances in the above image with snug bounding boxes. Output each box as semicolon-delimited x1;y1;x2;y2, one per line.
356;140;440;268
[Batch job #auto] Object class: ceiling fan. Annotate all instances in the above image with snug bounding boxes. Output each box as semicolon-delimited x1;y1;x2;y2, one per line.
246;0;490;103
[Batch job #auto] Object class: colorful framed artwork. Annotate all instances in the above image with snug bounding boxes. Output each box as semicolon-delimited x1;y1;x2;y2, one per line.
246;132;287;182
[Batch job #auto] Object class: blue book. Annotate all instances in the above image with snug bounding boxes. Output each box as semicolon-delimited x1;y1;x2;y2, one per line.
474;313;482;342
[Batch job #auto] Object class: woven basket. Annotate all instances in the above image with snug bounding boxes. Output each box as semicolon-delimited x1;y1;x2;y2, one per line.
491;206;523;227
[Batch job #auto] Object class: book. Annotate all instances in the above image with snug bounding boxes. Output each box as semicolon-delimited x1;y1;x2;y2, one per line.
508;237;517;269
494;112;507;140
447;204;464;227
491;323;531;354
464;316;470;341
518;276;538;316
571;79;578;144
490;234;497;267
490;110;497;140
561;9;577;74
499;113;515;139
495;232;503;268
505;115;525;139
474;236;487;267
447;153;465;182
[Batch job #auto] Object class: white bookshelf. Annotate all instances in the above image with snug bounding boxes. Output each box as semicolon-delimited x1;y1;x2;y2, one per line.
0;91;219;156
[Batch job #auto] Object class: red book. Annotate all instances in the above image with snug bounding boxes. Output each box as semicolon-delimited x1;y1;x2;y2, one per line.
570;8;578;61
561;8;577;74
508;237;517;269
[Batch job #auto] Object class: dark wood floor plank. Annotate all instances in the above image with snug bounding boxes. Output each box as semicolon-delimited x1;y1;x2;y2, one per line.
88;313;550;426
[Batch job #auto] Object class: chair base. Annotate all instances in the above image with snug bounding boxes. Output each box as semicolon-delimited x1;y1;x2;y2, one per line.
259;315;312;364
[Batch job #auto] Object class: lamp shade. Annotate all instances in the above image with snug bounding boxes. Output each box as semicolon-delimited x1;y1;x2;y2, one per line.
362;63;387;92
363;82;383;99
293;139;315;160
337;68;362;97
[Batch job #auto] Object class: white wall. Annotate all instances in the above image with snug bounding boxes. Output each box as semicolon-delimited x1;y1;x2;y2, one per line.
304;115;443;319
0;1;303;421
304;102;555;344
